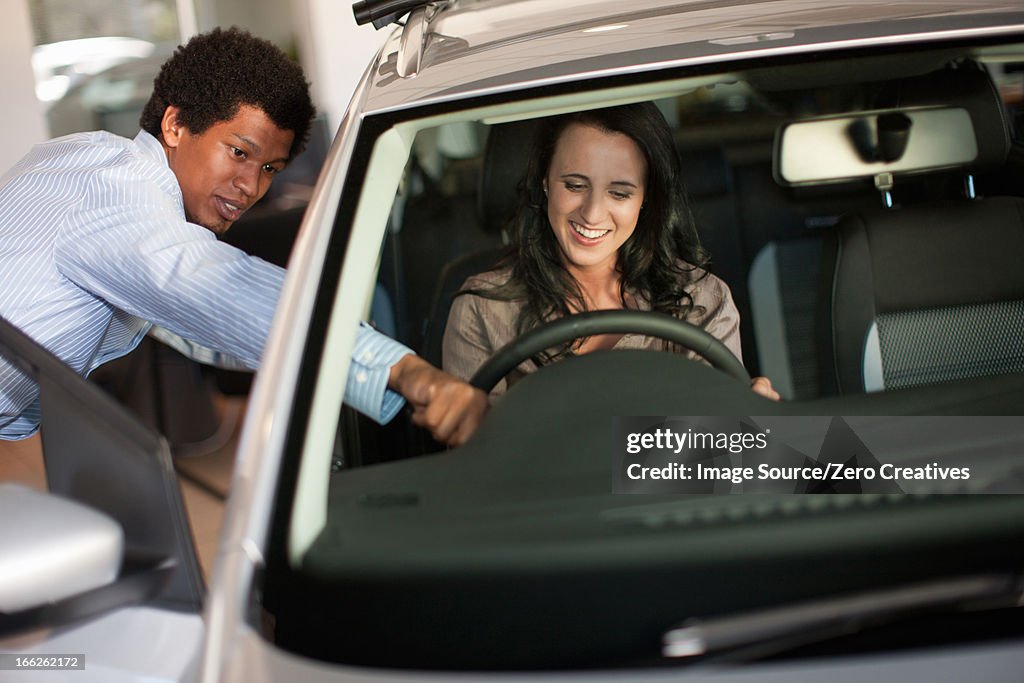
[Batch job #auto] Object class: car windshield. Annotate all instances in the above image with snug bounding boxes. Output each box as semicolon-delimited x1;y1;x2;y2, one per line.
258;21;1024;672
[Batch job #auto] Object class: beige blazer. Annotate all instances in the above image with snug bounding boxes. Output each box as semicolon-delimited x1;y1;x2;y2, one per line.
442;265;743;397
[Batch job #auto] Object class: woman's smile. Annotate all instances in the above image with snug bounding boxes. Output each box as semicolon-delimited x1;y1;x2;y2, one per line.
570;220;612;242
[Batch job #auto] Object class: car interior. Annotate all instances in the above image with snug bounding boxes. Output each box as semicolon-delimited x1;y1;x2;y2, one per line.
257;41;1024;672
333;45;1024;466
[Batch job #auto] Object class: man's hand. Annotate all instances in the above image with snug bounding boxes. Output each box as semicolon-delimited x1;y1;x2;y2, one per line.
388;354;488;447
751;375;781;401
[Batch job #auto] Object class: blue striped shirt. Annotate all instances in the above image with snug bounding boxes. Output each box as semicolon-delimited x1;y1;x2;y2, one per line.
0;130;408;439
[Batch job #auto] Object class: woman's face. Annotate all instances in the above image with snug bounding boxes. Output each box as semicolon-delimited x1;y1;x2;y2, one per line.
544;122;647;275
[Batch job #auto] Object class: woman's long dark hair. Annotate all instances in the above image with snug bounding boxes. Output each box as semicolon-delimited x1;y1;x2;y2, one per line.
465;101;709;362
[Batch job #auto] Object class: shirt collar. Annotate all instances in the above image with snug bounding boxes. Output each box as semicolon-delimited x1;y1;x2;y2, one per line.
133;129;169;168
133;129;185;214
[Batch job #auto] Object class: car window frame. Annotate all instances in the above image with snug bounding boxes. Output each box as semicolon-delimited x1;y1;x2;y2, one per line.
278;72;750;565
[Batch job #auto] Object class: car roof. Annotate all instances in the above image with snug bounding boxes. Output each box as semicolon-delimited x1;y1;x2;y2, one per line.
359;0;1024;114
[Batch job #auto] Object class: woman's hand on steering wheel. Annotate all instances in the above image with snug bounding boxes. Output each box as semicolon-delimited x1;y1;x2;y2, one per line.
751;375;781;401
469;309;753;392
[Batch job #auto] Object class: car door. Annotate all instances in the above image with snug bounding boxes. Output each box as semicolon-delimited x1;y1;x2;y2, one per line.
0;315;204;682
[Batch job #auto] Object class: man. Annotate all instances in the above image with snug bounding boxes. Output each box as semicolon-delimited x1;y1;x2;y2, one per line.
0;27;486;450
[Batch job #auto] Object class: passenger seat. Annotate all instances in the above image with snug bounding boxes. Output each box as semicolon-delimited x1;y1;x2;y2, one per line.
777;63;1024;394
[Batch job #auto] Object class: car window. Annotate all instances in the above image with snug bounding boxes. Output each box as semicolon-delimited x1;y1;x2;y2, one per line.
990;61;1024;143
261;34;1024;673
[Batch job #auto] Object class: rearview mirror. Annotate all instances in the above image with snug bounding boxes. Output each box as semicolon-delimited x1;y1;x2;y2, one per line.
774;106;977;186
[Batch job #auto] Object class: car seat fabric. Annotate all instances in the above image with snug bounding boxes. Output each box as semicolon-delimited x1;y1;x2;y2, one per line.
877;300;1024;390
807;61;1024;394
820;197;1024;393
418;119;537;366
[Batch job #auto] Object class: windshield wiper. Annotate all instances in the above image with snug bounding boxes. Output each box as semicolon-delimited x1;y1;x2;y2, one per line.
663;573;1023;662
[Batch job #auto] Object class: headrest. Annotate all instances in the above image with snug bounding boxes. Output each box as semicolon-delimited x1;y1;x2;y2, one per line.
774;62;1010;187
477;118;540;234
883;62;1010;165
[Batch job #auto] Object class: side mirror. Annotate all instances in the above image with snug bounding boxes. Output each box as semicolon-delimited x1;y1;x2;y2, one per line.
0;483;123;613
0;483;181;637
0;314;204;631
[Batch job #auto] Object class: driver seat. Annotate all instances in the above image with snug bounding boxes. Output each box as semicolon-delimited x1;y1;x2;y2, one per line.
419;118;538;366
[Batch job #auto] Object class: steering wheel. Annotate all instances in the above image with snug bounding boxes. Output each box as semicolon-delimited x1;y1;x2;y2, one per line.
469;309;751;392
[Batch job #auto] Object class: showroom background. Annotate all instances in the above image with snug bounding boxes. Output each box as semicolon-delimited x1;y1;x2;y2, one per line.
1;0;385;173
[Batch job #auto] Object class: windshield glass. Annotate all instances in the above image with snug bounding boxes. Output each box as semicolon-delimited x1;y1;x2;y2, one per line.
261;35;1024;672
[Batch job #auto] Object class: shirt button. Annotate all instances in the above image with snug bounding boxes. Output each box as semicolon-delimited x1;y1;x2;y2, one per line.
361;351;374;363
355;370;368;384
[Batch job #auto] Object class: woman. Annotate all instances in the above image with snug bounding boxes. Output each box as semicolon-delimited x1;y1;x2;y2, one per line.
442;102;777;399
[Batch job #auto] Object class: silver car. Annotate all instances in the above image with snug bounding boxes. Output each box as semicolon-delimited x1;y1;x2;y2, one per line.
3;0;1024;680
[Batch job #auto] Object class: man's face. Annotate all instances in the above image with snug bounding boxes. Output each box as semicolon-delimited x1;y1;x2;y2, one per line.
161;104;294;234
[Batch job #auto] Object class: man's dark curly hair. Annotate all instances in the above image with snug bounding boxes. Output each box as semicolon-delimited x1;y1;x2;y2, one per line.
140;27;315;161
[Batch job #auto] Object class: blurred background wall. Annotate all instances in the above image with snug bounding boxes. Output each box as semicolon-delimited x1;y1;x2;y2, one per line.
0;0;387;175
1;0;49;172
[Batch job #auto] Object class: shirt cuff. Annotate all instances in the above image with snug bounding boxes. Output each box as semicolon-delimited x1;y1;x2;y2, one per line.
344;323;412;424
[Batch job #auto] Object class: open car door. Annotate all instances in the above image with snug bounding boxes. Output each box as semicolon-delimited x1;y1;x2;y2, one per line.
0;315;203;680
